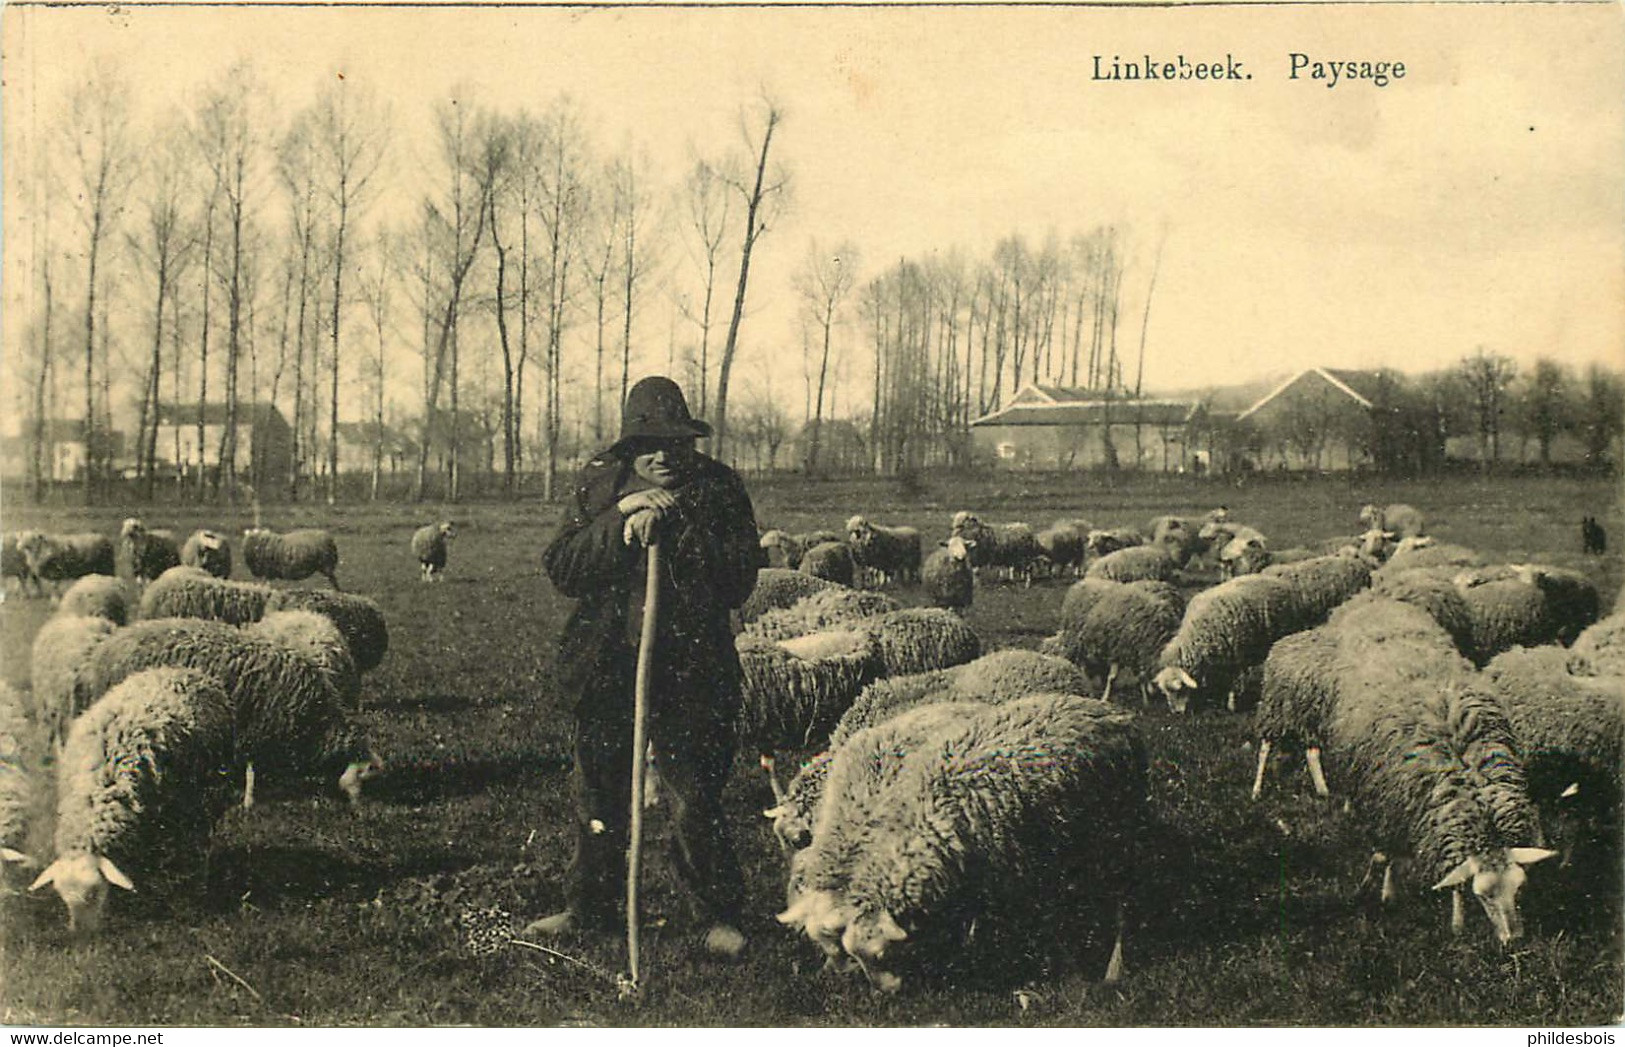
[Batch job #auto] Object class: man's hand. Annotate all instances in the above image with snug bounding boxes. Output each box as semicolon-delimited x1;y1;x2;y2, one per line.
618;488;676;546
623;508;662;547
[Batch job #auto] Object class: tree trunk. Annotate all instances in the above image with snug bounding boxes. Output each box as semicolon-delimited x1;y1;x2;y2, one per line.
714;108;780;463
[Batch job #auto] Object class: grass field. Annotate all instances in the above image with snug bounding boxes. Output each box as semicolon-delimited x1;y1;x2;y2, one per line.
2;471;1621;1027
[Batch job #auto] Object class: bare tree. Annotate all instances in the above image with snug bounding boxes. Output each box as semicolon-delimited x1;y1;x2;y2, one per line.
474;110;521;489
713;96;788;462
534;97;591;498
678;157;732;417
358;230;398;500
1458;348;1518;474
614;149;661;415
586;165;620;444
277;106;329;499
793;238;858;474
1515;357;1569;466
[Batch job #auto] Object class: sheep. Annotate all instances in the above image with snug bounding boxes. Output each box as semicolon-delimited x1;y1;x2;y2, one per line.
844;516;923;587
1261;553;1373;625
1479;645;1625;863
16;531;117;591
1034;520;1088;577
1044;579;1183;704
736;628;883;752
1;680;37;875
744;587;903;643
75;614;373;808
263;588;391;677
2;533;41;597
58;574;134;626
1369;566;1478;658
1084;545;1178;585
767;650;1092;853
800;540;859;587
1570;612;1625;677
118;518;182;584
950;513;1044;586
784;694;1146;992
1358;502;1427;539
411;521;456;583
740;568;841;624
860;607;981;678
760;529;845;571
1380;536;1485;574
1252;628;1340;799
1455;565;1601;666
1322;596;1553;943
1154;573;1299;713
30;615;121;749
1084;527;1144;561
29;667;237;934
139;565;276;627
1216;534;1272;578
1146;516;1209;569
1050;577;1122;638
921;535;974;613
180;529;234;579
241;527;341;589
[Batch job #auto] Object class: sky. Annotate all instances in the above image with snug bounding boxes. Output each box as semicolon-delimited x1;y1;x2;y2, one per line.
3;1;1622;430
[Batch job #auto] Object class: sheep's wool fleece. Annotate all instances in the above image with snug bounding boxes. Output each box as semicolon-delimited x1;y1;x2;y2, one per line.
1572;613;1625;677
741;569;840;623
1459;579;1558;666
0;680;33;859
54;668;236;871
1368;568;1477;658
31;615;121;744
180;531;233;579
744;587;903;642
1085;545;1176;584
242;529;339;581
264;589;390;673
1161;574;1295;679
247;610;364;707
800;542;858;586
140;566;275;627
1262;555;1372;623
1482;645;1625;799
861;608;981;677
58;575;133;626
1256;628;1340;742
737;629;881;751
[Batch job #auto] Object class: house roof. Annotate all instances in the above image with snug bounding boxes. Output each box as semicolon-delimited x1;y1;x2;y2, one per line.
971;395;1197;428
1236;368;1387;421
155;402;288;427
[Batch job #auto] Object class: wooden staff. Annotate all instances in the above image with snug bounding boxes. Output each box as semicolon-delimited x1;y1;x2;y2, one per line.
626;538;660;993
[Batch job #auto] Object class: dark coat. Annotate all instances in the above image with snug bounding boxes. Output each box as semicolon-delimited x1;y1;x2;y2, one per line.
545;448;765;720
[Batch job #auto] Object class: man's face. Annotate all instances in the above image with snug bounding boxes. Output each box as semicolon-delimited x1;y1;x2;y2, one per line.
631;439;695;488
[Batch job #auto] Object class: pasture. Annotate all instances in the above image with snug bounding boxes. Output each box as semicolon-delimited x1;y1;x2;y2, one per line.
2;471;1621;1027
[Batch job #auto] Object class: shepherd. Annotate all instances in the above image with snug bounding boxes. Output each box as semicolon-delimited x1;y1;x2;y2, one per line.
525;376;766;960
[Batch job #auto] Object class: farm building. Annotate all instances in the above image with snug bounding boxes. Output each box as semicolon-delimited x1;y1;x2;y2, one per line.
0;420;125;482
969;384;1202;472
1235;367;1392;471
152;401;294;487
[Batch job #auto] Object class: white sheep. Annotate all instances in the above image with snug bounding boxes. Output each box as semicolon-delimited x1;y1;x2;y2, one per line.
743;586;903;643
921;535;974;613
1358;502;1427;540
1085;545;1178;584
1252;627;1340;800
1;680;38;875
1044;579;1183;704
139;565;276;626
1379;536;1485;574
16;531;117;593
30;615;121;750
760;529;845;571
2;533;42;598
241;527;341;589
263;588;391;678
736;627;883;753
1084;527;1144;561
845;516;922;587
180;529;234;579
1455;565;1601;666
1154;573;1299;713
58;574;134;626
30;667;237;933
739;568;841;624
1570;612;1625;677
411;521;456;583
1034;520;1089;577
118;518;182;584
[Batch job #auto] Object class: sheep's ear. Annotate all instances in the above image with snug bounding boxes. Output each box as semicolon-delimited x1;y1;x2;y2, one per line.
875;911;908;942
777;897;813;928
762;804;791;820
1432;858;1477;891
1559;781;1581;799
28;859;61;891
98;856;136;892
1;847;35;866
1509;847;1557;867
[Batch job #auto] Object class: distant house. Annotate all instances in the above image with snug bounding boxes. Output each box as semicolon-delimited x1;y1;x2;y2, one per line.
1236;367;1391;470
0;420;124;482
152;402;293;485
969;384;1200;471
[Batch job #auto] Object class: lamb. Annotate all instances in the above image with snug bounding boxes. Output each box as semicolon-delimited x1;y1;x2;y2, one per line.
1154;573;1299;713
118;518;182;584
16;531;117;591
30;667;237;933
784;693;1147;992
921;535;974;613
31;615;121;749
58;574;134;626
950;513;1044;586
1358;502;1427;539
139;565;276;627
736;628;883;752
75;614;374;808
1;680;37;874
411;521;456;583
1043;579;1183;704
760;529;845;571
739;568;841;624
264;588;391;677
1084;545;1178;584
743;586;902;643
241;527;341;589
180;529;234;580
1322;596;1553;943
845;516;922;587
800;540;858;587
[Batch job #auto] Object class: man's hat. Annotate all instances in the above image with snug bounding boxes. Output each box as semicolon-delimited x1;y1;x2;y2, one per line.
615;376;712;446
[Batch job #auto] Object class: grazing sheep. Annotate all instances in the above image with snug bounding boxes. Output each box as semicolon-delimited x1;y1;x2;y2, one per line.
139;565;276;627
1358;502;1427;540
263;588;390;676
860;607;981;678
1581;515;1607;556
1146;516;1209;569
1154;573;1299;714
16;531;117;591
1085;527;1145;561
180;529;234;579
2;533;41;597
1323;597;1553;943
736;628;883;752
744;587;903;643
1369;567;1478;658
740;569;841;624
75;615;373;808
1570;612;1625;677
411;522;456;583
784;694;1146;992
30;667;237;933
1380;536;1485;574
1045;579;1183;704
1050;577;1122;638
241;527;341;589
1;680;37;874
1455;566;1601;666
30;615;121;749
800;540;859;587
760;529;845;571
118;519;182;584
1216;534;1272;578
1252;628;1340;799
1085;545;1178;585
58;574;134;626
1480;644;1625;862
921;535;975;613
1035;520;1088;577
1261;554;1373;625
845;516;923;587
949;513;1044;586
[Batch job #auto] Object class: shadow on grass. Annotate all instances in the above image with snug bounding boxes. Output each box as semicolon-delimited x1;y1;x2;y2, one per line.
364;749;572;805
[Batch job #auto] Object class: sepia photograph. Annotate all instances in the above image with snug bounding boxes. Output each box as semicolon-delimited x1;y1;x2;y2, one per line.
1;0;1621;1028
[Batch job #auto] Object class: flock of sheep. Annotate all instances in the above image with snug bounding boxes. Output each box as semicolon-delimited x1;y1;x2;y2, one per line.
1;499;1619;1002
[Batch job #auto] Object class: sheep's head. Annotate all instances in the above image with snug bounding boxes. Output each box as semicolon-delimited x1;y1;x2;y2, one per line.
842;910;909;993
119;518;145;540
1155;666;1200;714
29;852;135;934
339;754;386;806
779;886;854;960
197;530;225;551
846;517;873;542
1197;519;1233;543
759;529;787;551
949;510;978;534
943;536;973;562
1433;847;1555;945
438;522;457;541
1354;528;1396;562
1357;503;1384;530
